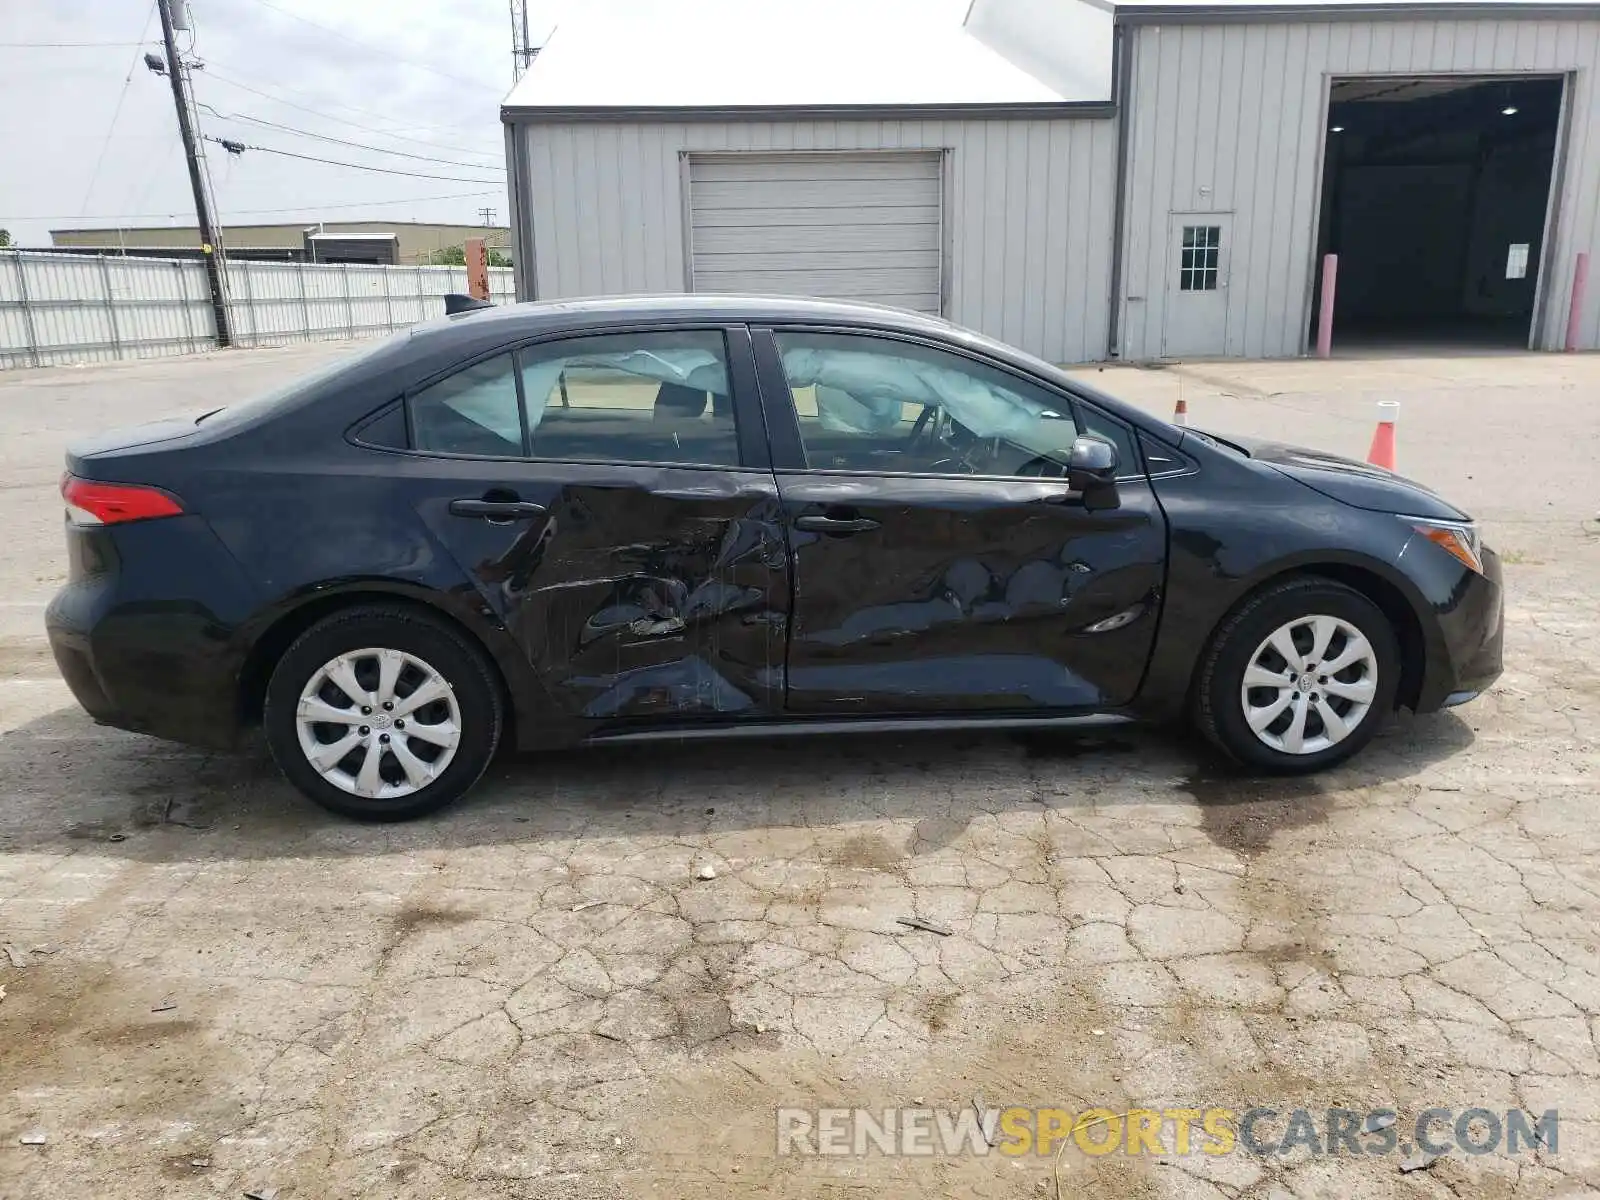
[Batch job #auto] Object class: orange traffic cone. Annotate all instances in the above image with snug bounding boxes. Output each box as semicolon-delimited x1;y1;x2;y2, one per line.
1173;397;1189;426
1366;400;1399;470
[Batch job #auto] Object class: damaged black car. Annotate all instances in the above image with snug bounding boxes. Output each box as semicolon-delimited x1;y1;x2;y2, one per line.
47;296;1502;819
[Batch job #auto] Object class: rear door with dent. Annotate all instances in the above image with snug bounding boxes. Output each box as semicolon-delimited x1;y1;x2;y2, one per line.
374;322;790;737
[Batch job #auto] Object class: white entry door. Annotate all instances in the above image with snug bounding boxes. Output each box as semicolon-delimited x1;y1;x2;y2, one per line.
1162;214;1232;358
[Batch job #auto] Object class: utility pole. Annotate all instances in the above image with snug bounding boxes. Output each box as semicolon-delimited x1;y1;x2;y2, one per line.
156;0;231;346
509;0;537;81
477;207;497;227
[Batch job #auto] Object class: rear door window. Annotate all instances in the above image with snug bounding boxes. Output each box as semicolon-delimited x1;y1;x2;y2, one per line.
409;354;524;456
518;331;737;467
403;330;739;467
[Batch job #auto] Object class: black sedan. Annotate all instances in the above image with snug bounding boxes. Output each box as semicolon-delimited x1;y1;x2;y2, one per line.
47;296;1502;820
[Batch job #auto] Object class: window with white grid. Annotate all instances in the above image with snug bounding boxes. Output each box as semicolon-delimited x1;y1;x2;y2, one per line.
1179;225;1221;292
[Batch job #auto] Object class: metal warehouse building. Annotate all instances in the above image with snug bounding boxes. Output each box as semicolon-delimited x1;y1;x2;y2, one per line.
502;0;1600;361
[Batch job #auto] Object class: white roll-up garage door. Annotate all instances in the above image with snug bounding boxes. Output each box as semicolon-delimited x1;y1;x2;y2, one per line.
687;152;944;314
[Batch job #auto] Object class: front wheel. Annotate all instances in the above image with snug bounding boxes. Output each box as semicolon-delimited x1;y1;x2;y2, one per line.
1194;578;1400;773
264;605;503;821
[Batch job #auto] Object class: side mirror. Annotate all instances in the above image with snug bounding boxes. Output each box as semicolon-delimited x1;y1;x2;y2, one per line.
1067;435;1119;495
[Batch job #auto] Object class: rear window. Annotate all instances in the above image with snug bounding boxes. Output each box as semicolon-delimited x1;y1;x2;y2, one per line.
197;338;397;430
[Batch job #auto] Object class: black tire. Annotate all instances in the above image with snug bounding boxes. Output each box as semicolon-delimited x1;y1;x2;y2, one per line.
264;604;503;821
1194;577;1400;774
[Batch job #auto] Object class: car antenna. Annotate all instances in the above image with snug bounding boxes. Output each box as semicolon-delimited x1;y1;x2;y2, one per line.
444;294;494;316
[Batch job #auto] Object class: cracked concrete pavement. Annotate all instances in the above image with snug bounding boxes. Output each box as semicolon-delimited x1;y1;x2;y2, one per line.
1;343;1598;1199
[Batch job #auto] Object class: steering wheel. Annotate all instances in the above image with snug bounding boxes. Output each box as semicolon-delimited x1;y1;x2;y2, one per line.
903;404;941;456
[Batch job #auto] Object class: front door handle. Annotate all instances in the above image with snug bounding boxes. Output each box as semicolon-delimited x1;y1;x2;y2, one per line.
793;514;880;534
449;498;548;522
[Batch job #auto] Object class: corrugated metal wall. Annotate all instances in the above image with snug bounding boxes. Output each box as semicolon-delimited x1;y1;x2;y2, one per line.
1119;16;1600;359
0;252;514;369
516;118;1118;364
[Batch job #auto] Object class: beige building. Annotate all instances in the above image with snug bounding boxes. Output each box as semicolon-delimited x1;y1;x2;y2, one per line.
50;220;511;266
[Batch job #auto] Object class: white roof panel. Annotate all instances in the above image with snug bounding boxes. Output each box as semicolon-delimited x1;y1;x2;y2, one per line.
502;0;1084;110
502;0;1598;114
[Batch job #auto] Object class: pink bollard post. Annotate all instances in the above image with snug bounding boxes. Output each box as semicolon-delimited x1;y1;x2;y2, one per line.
1316;253;1338;359
1565;252;1589;352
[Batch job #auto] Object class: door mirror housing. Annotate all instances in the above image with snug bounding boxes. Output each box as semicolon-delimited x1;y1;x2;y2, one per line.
1067;435;1119;499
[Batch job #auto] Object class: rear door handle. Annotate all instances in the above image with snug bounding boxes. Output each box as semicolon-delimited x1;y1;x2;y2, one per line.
449;498;548;522
793;514;880;534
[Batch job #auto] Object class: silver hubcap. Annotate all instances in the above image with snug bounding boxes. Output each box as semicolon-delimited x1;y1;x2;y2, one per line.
1240;615;1378;755
295;648;461;799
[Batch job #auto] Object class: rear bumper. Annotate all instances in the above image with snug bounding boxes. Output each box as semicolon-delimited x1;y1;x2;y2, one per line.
45;517;259;751
1414;545;1504;712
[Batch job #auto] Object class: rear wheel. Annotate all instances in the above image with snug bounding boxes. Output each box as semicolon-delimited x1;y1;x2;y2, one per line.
1194;578;1399;773
264;605;502;820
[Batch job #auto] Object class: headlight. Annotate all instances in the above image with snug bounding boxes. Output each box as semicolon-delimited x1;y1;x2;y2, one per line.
1405;517;1484;574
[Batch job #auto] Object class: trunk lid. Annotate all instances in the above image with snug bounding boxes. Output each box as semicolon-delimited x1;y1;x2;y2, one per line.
65;415;210;476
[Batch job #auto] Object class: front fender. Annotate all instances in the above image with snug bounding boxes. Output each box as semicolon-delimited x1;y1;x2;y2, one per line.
1133;468;1441;723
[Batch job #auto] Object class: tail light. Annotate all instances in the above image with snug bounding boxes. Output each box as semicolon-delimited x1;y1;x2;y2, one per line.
61;475;184;526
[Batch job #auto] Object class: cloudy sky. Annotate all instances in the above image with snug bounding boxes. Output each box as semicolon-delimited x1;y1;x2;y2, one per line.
1;0;560;246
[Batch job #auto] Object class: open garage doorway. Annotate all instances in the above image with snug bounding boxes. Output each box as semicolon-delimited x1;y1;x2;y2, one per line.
1310;75;1565;351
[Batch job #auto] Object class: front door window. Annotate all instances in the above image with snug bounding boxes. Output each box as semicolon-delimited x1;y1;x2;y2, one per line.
770;330;1136;477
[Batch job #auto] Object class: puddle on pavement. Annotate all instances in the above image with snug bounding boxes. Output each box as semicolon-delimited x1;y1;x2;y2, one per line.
390;904;475;938
1184;772;1333;854
87;1018;203;1047
1012;734;1137;760
819;832;906;871
916;991;960;1032
0;962;240;1132
909;815;968;854
130;794;217;831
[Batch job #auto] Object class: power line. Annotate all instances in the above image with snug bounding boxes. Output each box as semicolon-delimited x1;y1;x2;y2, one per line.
0;40;152;48
203;136;505;184
18;189;504;224
220;191;505;218
78;1;160;217
121;135;181;219
203;68;501;158
244;0;502;94
199;105;503;171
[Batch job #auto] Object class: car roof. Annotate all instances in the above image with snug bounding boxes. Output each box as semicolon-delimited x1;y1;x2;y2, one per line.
410;293;957;342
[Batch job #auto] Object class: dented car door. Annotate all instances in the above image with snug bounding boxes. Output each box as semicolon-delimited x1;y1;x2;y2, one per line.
405;325;790;737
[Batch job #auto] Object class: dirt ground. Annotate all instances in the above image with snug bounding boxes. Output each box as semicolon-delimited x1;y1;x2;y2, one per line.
1;341;1598;1200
